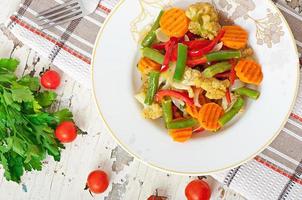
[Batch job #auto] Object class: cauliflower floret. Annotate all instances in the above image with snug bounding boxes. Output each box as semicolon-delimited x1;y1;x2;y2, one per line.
185;2;221;39
196;78;230;99
241;48;254;58
142;103;163;119
181;68;229;99
160;66;195;97
182;67;203;86
139;79;149;93
135;92;163;119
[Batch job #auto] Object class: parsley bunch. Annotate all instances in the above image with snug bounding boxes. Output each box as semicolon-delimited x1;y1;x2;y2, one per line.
0;58;73;183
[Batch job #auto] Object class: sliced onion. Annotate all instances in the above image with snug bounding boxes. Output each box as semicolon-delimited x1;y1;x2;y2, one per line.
221;93;237;111
155;28;170;43
230;79;245;91
212;42;223;52
193;88;202;107
184;35;190;42
171;82;194;98
134;92;146;106
171;98;185;112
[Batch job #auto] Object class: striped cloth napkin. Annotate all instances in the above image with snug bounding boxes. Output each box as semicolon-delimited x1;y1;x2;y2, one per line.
7;0;302;199
7;0;118;88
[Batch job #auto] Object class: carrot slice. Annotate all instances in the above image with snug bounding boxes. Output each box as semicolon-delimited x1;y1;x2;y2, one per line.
169;127;193;142
186;105;199;118
159;8;189;38
198;103;224;131
138;57;161;74
221;26;248;50
235;59;263;85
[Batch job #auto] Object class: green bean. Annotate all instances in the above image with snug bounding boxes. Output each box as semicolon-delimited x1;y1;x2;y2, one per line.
202;61;231;78
144;71;160;105
173;43;188;81
219;97;245;126
166;118;198;129
142;47;164;64
206;50;241;62
162;99;173;125
141;10;164;47
234;87;260;100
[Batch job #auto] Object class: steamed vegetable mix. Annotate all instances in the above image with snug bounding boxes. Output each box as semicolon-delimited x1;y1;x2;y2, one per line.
0;58;74;182
135;2;263;142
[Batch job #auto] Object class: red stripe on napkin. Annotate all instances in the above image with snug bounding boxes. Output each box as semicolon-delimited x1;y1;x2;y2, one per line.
255;156;302;185
291;113;302;123
98;4;111;14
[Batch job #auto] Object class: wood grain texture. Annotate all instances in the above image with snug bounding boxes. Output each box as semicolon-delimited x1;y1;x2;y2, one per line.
0;0;246;199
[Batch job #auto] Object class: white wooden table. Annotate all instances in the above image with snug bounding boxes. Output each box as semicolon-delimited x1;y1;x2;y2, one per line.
0;1;245;199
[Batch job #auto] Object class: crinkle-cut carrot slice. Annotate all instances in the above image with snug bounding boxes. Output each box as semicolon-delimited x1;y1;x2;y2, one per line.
198;103;224;131
235;59;263;85
169;127;193;142
138;57;161;74
186;105;199;118
221;25;248;49
160;8;189;38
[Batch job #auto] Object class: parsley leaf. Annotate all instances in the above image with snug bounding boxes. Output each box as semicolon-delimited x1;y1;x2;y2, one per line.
11;83;34;103
35;91;57;107
0;58;19;72
18;75;40;92
0;58;74;183
53;109;73;124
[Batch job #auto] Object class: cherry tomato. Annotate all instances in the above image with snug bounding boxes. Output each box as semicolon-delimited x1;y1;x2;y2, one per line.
147;195;165;200
87;170;109;194
55;121;77;143
40;70;61;89
185;179;211;200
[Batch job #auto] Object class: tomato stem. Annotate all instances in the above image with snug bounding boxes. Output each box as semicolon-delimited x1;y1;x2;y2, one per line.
84;185;89;190
197;176;207;180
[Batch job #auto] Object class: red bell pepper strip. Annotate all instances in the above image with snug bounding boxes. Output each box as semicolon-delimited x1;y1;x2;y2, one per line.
187;57;207;67
187;50;240;68
188;29;226;58
225;88;231;105
184;40;211;50
161;37;178;72
215;71;231;79
178;36;185;43
229;59;237;85
151;42;166;51
172;105;183;119
186;31;199;40
193;126;205;134
156;90;194;106
171;45;178;62
170;40;211;62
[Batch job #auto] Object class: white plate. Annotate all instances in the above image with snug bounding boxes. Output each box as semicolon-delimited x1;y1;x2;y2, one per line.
92;0;300;175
